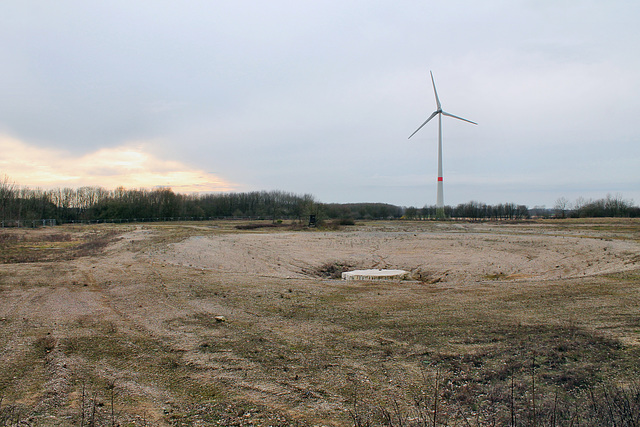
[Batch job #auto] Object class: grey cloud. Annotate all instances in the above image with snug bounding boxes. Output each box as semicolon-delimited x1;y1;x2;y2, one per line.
1;1;638;206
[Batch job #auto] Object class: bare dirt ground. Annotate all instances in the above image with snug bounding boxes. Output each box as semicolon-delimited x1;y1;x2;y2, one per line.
1;219;639;425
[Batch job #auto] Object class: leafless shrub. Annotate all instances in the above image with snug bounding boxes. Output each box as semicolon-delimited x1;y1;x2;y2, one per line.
344;345;640;427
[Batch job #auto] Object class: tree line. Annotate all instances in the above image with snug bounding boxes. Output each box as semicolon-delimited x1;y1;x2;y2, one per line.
406;201;531;220
1;175;638;226
0;175;410;225
0;177;321;225
554;194;640;218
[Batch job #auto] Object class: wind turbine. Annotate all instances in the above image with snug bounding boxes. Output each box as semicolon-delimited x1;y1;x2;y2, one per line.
408;71;477;219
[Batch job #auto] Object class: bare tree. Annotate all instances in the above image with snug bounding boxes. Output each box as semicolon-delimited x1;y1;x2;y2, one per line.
0;174;16;222
554;197;570;218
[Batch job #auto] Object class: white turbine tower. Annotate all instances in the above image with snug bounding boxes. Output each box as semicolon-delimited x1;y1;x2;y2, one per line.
409;71;477;219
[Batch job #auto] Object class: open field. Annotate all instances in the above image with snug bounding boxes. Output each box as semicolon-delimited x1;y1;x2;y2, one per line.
1;219;639;425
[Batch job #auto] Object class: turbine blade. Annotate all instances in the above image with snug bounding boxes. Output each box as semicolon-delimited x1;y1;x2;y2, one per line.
408;111;439;139
430;71;441;110
441;110;477;125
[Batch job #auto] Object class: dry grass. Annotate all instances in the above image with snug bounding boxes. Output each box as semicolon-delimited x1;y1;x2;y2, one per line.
0;219;639;425
0;226;122;263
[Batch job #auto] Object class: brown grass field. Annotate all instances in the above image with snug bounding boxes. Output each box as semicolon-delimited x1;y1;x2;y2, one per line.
0;219;639;426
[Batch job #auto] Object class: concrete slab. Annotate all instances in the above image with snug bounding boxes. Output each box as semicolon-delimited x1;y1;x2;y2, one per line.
341;269;409;281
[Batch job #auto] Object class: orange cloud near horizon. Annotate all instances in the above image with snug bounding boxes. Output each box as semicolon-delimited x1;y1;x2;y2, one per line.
0;135;238;193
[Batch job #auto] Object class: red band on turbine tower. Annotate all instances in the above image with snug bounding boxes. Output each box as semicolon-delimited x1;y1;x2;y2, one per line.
437;177;443;181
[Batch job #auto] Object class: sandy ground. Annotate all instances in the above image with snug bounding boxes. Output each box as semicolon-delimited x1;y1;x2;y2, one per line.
153;222;640;283
0;220;639;425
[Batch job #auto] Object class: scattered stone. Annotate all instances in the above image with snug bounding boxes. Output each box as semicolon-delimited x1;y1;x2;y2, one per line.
214;315;226;323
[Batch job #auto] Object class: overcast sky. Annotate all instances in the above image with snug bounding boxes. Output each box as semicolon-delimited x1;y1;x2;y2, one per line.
1;1;638;208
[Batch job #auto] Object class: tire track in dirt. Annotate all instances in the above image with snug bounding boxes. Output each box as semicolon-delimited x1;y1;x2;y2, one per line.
3;220;639;425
